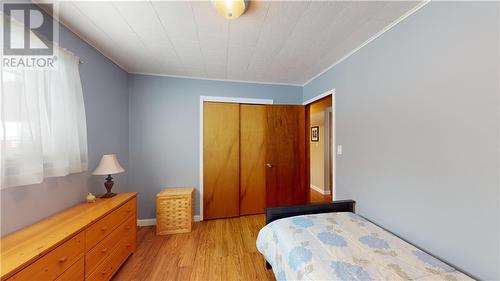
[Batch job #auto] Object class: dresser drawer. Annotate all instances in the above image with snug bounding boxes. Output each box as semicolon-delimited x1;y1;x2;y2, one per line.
8;232;84;281
85;216;135;276
54;258;84;281
86;235;134;281
86;198;136;250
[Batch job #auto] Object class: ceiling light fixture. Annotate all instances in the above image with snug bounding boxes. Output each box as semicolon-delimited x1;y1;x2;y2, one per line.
213;0;248;20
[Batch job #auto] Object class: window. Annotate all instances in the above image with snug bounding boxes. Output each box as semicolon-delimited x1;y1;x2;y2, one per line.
1;31;88;189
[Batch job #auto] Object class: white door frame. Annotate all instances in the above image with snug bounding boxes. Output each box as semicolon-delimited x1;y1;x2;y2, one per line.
303;89;336;200
324;107;333;195
199;96;274;221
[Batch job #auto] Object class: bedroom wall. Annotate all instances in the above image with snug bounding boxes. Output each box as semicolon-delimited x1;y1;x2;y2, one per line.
303;2;500;280
0;9;129;236
127;74;302;220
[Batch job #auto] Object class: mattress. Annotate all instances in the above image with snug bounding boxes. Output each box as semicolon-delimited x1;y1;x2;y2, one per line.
256;212;474;281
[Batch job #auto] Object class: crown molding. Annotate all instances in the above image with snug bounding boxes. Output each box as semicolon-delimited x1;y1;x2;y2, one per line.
129;71;302;87
301;0;430;87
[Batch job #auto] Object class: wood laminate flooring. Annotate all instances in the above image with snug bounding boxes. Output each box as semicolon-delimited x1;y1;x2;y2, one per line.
113;215;275;281
309;188;332;203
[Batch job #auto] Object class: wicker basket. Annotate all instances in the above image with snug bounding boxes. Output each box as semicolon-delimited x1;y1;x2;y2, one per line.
156;187;194;235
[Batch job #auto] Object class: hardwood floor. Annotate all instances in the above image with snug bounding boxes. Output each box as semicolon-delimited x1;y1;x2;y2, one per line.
113;215;275;281
309;188;332;203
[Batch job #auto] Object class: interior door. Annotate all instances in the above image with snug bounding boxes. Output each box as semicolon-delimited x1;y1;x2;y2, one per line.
240;104;267;215
203;102;240;219
265;105;307;208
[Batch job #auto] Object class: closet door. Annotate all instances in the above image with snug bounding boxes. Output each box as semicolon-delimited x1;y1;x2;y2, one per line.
265;105;307;208
203;102;240;219
240;104;266;215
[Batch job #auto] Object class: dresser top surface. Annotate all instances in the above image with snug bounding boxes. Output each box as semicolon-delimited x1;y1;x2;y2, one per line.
157;187;194;196
0;192;137;279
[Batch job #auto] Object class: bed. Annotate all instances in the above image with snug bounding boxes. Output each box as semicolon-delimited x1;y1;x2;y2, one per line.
256;201;474;281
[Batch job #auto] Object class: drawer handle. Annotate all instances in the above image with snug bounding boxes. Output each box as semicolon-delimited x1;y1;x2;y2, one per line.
101;248;108;253
126;209;132;213
100;226;108;231
58;256;68;263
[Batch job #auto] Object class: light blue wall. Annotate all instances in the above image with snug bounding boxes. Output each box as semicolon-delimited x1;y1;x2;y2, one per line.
1;8;129;236
304;2;499;280
3;2;499;280
127;75;302;220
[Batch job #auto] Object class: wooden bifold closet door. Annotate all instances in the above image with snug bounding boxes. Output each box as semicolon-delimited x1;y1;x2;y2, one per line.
203;102;307;220
203;102;240;219
240;104;266;216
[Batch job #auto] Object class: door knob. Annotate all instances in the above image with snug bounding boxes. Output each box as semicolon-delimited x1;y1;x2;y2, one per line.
265;163;273;168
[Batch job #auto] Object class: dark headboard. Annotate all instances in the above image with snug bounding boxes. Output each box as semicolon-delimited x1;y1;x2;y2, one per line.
265;200;356;225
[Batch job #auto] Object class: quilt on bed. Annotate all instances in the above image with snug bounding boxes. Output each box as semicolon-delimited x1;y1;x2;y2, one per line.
256;212;474;281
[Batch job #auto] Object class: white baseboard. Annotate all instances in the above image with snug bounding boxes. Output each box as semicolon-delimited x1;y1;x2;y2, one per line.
137;218;156;226
310;184;331;195
137;215;202;226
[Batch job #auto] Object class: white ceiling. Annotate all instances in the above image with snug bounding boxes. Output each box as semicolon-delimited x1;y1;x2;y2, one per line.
48;1;423;86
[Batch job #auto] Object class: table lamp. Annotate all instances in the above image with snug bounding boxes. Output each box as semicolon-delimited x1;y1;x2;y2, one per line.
92;154;125;198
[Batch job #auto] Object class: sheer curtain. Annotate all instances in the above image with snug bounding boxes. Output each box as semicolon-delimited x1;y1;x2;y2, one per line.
1;48;88;188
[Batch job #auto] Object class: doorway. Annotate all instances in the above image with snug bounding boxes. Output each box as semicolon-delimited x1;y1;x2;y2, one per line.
305;92;334;203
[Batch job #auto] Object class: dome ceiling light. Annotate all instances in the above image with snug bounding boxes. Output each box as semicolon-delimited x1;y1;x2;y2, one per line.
213;0;248;20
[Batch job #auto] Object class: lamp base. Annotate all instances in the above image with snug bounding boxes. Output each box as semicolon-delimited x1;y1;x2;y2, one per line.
101;192;117;198
101;175;116;199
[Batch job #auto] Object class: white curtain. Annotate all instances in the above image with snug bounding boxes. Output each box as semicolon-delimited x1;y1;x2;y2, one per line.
1;48;88;188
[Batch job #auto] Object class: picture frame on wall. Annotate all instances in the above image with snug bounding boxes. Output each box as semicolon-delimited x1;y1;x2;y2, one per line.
311;126;319;142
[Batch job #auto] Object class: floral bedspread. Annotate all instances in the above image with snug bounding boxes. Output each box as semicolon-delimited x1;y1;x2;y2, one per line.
256;212;474;281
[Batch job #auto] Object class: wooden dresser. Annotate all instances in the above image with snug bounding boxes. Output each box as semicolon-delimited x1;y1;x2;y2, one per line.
0;192;137;281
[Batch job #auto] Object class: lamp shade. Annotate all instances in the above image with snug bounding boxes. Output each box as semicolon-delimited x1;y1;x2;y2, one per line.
92;154;125;175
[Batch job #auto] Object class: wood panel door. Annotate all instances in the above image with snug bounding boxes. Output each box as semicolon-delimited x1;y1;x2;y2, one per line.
239;104;266;215
203;102;240;219
265;105;307;208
